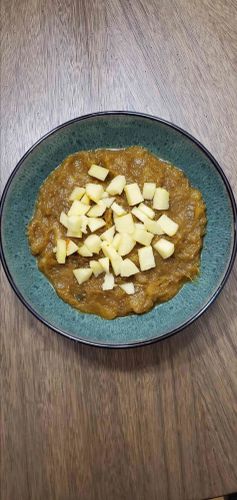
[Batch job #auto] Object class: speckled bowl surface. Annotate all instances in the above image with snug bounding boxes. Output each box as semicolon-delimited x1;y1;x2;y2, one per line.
1;112;236;347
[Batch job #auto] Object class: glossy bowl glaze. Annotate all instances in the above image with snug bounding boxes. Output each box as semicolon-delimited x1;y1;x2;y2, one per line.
0;112;236;347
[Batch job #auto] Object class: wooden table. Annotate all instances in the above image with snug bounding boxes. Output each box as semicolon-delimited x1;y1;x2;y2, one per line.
1;1;237;499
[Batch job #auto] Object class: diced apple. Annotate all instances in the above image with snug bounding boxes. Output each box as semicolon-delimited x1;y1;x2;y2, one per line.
80;215;88;234
111;202;126;216
131;207;148;223
138;246;156;271
143;182;156;200
115;213;135;234
60;211;68;228
112;233;121;251
120;258;139;277
68;200;90;216
138;203;155;219
124;183;144;206
67;215;82;233
135;222;145;230
87;204;107;217
118;233;136;256
132;228;154;246
120;282;135;295
90;260;104;277
100;225;115;243
73;268;92;284
102;273;115;291
144;218;165;235
153;238;174;259
106;175;126;195
67;229;82;238
99;197;115;208
101;242;118;260
66;240;78;256
84;234;101;254
56;239;66;264
69;186;85;201
98;257;110;274
153;187;169;210
86;183;104;202
111;255;123;276
88;164;109;181
87;217;106;232
81;193;90;205
157;214;179;236
78;244;93;257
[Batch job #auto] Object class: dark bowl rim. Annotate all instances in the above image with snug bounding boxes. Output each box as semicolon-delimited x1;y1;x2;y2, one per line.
0;110;236;348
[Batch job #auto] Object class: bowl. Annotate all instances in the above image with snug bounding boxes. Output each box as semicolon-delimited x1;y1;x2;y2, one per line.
1;112;236;347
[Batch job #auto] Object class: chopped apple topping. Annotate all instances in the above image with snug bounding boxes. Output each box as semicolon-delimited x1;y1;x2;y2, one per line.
73;268;92;284
153;238;175;259
124;183;144;206
88;164;109;181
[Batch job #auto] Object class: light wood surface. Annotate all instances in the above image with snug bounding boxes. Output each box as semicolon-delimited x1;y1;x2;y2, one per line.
1;1;237;499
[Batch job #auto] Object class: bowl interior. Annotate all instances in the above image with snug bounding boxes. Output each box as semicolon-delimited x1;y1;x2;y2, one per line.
1;113;236;346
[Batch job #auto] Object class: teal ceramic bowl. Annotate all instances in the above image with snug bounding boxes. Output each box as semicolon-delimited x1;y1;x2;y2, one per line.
1;112;236;347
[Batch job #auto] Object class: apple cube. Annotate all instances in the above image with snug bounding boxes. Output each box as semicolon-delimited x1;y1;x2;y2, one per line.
115;213;135;234
98;257;110;274
100;225;115;243
144;218;165;235
153;238;174;259
124;183;144;206
90;260;104;277
118;233;136;256
106;175;126;195
132;228;154;246
73;268;92;284
120;282;135;295
131;207;148;223
99;197;115;208
138;203;155;219
84;234;101;254
56;239;66;264
60;211;68;228
67;215;82;233
120;258;139;277
112;233;121;251
101;242;118;260
111;255;123;276
157;214;179;236
86;183;104;202
88;164;109;181
87;217;106;232
153;188;169;210
78;244;93;257
67;229;82;238
69;186;85;201
80;215;88;234
66;240;78;256
135;222;145;230
102;273;115;291
111;202;126;216
81;193;90;205
138;246;156;271
143;182;156;200
87;204;107;217
68;200;90;216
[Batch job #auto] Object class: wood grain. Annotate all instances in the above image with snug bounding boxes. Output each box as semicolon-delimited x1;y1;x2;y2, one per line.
1;0;237;499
